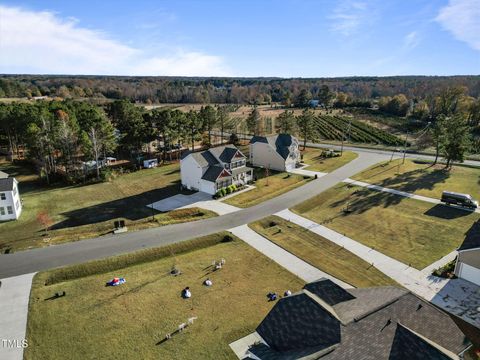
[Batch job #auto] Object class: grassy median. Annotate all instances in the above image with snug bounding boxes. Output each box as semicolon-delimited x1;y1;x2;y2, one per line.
249;216;396;288
25;233;304;360
292;183;479;269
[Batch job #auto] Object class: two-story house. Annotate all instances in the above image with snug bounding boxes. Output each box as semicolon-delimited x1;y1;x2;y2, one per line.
249;134;300;172
180;145;253;195
0;174;22;221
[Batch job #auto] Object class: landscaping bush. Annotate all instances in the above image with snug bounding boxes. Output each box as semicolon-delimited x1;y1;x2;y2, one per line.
43;232;237;285
220;188;227;196
231;184;237;192
269;221;278;227
226;186;232;194
432;259;457;279
221;235;234;243
215;190;223;199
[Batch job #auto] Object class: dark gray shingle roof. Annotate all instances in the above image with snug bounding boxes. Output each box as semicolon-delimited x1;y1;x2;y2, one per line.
256;293;341;352
303;279;355;306
459;220;480;251
208;144;245;163
250;134;297;160
389;324;453;360
0;178;14;191
201;166;230;182
253;279;469;359
323;293;469;360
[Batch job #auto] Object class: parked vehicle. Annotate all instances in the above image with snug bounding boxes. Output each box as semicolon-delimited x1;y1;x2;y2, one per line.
441;191;478;209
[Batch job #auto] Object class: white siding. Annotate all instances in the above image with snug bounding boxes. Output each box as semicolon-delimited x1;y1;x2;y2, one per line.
199;180;216;195
250;142;286;171
180;156;204;192
457;262;480;286
0;179;22;221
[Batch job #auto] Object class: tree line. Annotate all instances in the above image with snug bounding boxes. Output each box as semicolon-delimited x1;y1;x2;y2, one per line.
0;100;244;183
1;75;479;106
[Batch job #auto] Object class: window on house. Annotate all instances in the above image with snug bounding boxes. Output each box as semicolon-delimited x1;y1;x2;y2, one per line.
7;206;13;214
0;193;5;200
0;207;5;216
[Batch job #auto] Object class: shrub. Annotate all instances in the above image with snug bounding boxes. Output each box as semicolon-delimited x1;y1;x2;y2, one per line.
226;186;232;194
221;188;227;196
269;221;277;227
221;235;234;243
231;184;237;192
215;190;223;198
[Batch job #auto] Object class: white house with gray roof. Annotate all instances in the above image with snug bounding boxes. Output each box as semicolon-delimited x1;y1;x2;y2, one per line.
249;134;300;172
180;145;253;195
0;174;22;221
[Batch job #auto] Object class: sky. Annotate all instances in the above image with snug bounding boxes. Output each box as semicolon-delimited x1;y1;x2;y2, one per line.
0;0;479;77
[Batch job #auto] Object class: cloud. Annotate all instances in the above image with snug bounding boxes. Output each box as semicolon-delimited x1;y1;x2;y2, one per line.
436;0;480;51
329;1;374;36
0;5;231;76
403;31;421;50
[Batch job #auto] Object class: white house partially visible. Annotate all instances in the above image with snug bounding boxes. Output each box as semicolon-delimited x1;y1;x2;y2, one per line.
454;238;480;287
0;174;22;221
180;145;253;195
249;134;300;172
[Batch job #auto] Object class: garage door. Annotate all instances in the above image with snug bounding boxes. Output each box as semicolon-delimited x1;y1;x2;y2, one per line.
286;163;295;171
458;262;480;286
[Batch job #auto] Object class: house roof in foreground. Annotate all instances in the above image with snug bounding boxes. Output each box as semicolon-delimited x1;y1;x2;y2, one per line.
250;133;297;160
0;177;15;192
458;221;480;251
251;278;469;359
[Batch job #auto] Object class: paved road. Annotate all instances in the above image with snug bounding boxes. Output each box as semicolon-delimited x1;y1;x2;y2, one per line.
0;151;387;278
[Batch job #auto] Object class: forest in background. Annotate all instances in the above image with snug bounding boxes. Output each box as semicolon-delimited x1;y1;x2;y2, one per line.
1;74;479;105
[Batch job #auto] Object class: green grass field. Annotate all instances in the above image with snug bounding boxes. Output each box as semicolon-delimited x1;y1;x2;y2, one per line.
0;161;215;252
250;216;396;288
292;183;479;269
301;148;358;172
353;158;480;200
224;169;311;208
25;234;304;360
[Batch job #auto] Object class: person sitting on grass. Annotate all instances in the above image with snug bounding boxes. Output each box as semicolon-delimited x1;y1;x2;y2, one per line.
182;287;191;299
204;278;213;287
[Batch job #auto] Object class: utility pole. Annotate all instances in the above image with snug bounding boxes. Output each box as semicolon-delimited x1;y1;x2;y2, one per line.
402;131;409;164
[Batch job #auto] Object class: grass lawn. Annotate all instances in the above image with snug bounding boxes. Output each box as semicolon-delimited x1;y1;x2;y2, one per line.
292;183;480;269
0;161;216;252
301;148;358;172
249;216;396;288
353;158;480;200
224;169;312;208
25;234;304;360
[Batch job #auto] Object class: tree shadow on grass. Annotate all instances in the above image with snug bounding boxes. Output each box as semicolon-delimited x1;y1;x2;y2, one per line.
424;204;472;220
49;181;192;230
377;167;450;194
329;186;404;215
330;167;451;215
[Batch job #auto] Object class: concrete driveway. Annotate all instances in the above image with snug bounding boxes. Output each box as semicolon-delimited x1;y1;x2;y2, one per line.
148;192;212;212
